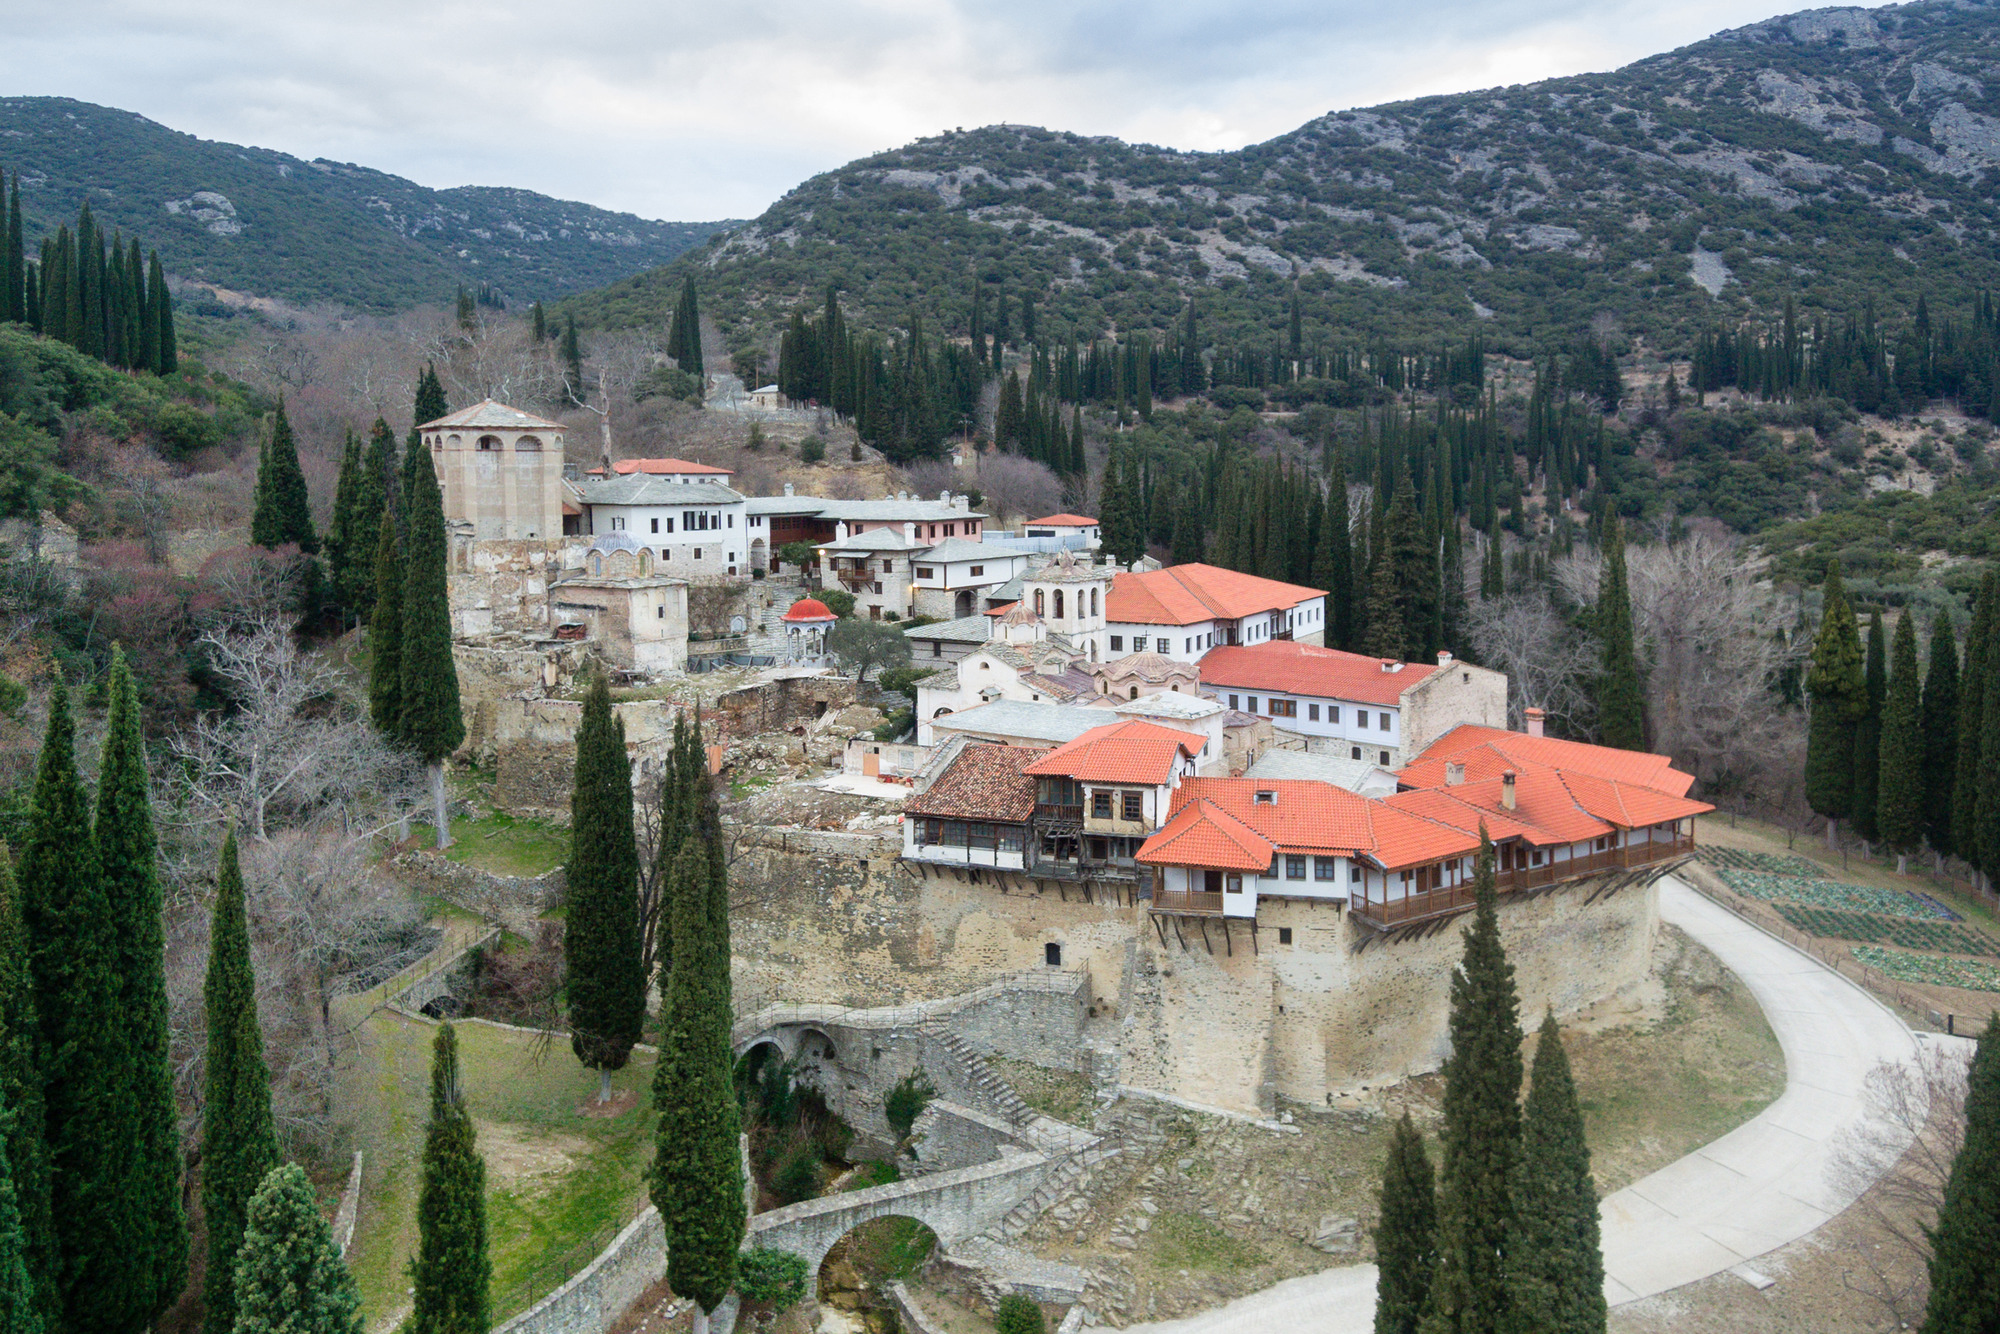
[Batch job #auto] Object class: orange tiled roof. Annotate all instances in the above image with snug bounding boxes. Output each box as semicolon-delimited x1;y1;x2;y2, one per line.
1106;563;1324;627
610;457;733;476
905;745;1049;822
1200;641;1439;707
1021;719;1201;785
1025;514;1098;526
1138;798;1275;871
1138;778;1482;869
1399;725;1696;798
1389;771;1611;846
1556;770;1714;829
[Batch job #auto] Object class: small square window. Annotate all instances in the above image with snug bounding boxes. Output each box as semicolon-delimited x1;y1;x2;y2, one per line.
1285;855;1306;880
1278;927;1293;945
694;548;702;559
970;565;983;576
1121;791;1144;822
1110;636;1124;652
1045;942;1062;967
1156;638;1169;653
1229;694;1239;710
1330;707;1341;724
1314;857;1336;881
1225;874;1243;894
1308;704;1320;721
1351;747;1362;760
1379;750;1391;765
1246;697;1259;713
650;517;659;533
1092;792;1113;819
1350;866;1362;883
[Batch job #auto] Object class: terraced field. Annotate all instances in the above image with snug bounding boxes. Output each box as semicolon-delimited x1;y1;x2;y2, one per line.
1851;946;2000;994
1698;847;1829;879
1773;905;2000;958
1713;870;1959;921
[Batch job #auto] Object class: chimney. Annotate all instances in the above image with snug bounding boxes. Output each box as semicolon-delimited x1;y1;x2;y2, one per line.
1501;769;1517;811
1446;761;1466;787
1524;707;1546;738
783;482;795;497
955;494;970;511
904;522;917;543
939;489;952;504
1437;650;1453;666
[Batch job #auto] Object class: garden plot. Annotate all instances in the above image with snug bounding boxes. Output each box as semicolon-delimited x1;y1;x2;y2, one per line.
1773;905;2000;957
1698;847;1828;879
1851;945;2000;994
1714;870;1958;920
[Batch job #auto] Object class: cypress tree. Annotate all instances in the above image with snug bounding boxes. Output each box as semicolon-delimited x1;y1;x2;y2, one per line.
412;1024;490;1334
415;364;449;430
203;831;280;1334
327;431;365;616
1594;519;1645;751
1364;553;1404;661
1383;467;1433;662
1316;452;1353;650
1420;833;1521;1334
398;449;465;847
1954;575;1996;877
231;1163;363;1334
150;253;176;374
368;510;405;736
566;675;646;1103
669;277;705;376
95;648;188;1324
1878;613;1926;873
5;174;23;326
1923;613;1960;866
650;715;744;1334
1502;1012;1605;1334
1976;603;2000;884
1805;563;1866;847
0;847;52;1331
1373;1113;1437;1334
251;401;318;554
1852;610;1887;846
0;1088;36;1334
1919;1019;2000;1333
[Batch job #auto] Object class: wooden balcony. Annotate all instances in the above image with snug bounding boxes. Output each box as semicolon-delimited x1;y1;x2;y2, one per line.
1151;889;1225;916
835;567;878;589
1352;834;1695;931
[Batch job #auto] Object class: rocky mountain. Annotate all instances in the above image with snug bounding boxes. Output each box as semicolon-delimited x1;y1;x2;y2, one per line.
566;0;2000;356
0;97;736;312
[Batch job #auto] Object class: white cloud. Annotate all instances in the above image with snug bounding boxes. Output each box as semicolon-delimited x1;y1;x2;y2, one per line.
6;0;1899;221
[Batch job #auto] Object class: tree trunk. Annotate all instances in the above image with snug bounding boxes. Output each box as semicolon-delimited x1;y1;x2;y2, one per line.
692;1309;709;1334
1826;817;1838;849
600;1068;613;1104
1897;853;1909;875
432;762;451;849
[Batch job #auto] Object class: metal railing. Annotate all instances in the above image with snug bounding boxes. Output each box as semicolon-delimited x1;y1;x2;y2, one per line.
1353;836;1695;929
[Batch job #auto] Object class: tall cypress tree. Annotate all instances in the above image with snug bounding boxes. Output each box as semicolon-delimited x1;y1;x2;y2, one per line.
251;401;318;554
398;450;464;847
1420;833;1520;1334
415;364;449;430
326;431;365;616
1316;451;1354;650
231;1162;363;1334
1502;1012;1605;1334
95;649;188;1324
650;714;743;1334
1852;610;1887;846
1594;519;1645;751
0;1088;37;1334
150;253;176;373
203;831;279;1334
1954;575;1996;877
368;509;405;736
565;675;646;1103
1384;466;1434;662
1374;1113;1437;1334
668;277;705;376
4;173;23;326
1805;562;1867;847
1878;613;1926;874
1923;613;1961;866
412;1024;490;1334
0;847;52;1331
1975;603;2000;884
1920;1019;2000;1332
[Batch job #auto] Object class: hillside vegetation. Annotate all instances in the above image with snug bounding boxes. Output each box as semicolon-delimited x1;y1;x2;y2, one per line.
0;97;736;311
564;0;2000;354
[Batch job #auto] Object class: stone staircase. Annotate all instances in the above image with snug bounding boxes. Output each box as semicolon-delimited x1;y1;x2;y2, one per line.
987;1136;1126;1243
921;1024;1039;1128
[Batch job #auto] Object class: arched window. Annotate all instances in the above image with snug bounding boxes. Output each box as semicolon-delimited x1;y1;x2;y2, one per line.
1054;590;1065;619
515;434;544;451
1130;686;1139;700
477;435;501;451
1034;590;1045;616
1091;588;1099;617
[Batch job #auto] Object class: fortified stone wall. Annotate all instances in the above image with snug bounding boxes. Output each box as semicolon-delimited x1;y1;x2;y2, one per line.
1399;657;1509;760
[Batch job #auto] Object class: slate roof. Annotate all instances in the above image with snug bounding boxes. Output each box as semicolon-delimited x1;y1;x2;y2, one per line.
574;476;745;506
421;400;565;432
930;701;1117;744
1200;642;1439;707
904;744;1049;822
903;615;996;644
1107;563;1325;626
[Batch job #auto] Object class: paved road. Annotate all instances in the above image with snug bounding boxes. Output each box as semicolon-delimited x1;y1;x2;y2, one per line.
1116;873;1924;1333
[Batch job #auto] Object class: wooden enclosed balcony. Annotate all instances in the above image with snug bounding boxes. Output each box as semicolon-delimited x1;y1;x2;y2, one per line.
1352;833;1695;931
1151;888;1225;916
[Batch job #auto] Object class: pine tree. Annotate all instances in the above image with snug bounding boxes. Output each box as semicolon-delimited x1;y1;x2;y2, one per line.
204;831;280;1334
1373;1113;1437;1334
1594;519;1644;751
1923;613;1961;866
398;449;465;847
368;509;405;736
1878;613;1926;873
412;1024;490;1334
251;401;318;554
1805;563;1866;846
1919;1019;2000;1332
650;715;743;1334
1954;576;1996;877
566;675;646;1103
414;364;449;430
1420;833;1521;1334
95;648;187;1324
231;1163;363;1334
1502;1012;1605;1334
1852;610;1887;846
0;847;52;1331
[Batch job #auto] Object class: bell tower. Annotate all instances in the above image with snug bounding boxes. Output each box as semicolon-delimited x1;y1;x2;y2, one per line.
421;400;567;541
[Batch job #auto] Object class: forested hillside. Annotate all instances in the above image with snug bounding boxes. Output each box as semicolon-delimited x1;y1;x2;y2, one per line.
0;98;736;311
565;0;2000;355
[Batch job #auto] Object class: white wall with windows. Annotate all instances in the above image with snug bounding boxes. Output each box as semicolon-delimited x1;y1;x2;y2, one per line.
585;497;751;576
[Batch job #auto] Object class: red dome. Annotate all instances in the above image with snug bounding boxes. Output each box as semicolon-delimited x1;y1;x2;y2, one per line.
782;598;838;622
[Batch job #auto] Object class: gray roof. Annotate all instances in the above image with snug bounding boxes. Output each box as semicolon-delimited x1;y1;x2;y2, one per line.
905;615;995;644
930;700;1117;744
1113;691;1223;720
817;498;986;522
745;495;829;516
1247;750;1398;795
575;476;745;506
818;528;922;553
917;537;1029;565
422;400;565;431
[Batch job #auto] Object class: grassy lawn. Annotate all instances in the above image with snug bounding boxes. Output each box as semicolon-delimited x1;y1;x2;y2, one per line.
336;1001;656;1331
409;810;569;878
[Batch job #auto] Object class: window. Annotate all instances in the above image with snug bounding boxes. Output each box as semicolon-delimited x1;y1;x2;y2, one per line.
1091;590;1099;616
1315;857;1336;880
946;524;956;537
1110;636;1124;651
650;517;660;533
1351;746;1362;760
694;548;702;559
1330;706;1340;724
1268;699;1297;718
1092;791;1112;819
1278;927;1293;945
1380;750;1391;765
916;567;935;579
1225;874;1243;894
1155;637;1168;653
727;514;734;527
1054;590;1065;618
1254;789;1277;805
664;517;675;533
1121;791;1143;822
1229;694;1239;710
1308;704;1320;721
970;565;984;577
1286;855;1306;880
611;516;626;530
1035;591;1045;616
1045;942;1062;967
1350;866;1362;883
932;641;942;657
656;605;664;618
1246;697;1259;713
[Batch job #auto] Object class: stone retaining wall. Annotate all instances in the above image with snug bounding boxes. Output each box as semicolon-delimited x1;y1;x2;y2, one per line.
394;851;566;939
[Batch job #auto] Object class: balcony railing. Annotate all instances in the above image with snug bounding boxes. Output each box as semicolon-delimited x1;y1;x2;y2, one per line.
1352;834;1695;930
1035;803;1083;825
835;568;878;589
1151;889;1225;917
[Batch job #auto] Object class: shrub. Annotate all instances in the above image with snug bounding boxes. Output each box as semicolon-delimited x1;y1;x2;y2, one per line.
152;402;222;459
736;1248;810;1312
884;1069;937;1140
771;1137;823;1205
635;365;704;404
777;541;816;570
801;435;828;464
995;1293;1046;1334
821;588;856;618
746;423;766;451
872;708;913;742
851;440;863;461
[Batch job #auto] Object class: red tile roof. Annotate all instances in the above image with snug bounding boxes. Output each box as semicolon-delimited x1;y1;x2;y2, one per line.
1137;777;1481;870
905;744;1049;822
609;457;734;476
1107;563;1325;627
1021;719;1201;785
1399;726;1696;798
1025;514;1098;527
781;598;838;622
1139;799;1275;871
1200;641;1439;706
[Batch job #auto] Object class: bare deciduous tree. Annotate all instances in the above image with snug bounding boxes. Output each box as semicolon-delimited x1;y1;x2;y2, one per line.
1466;590;1599;733
974;453;1065;525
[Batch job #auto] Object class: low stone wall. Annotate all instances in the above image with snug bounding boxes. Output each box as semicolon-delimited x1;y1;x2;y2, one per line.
887;1283;949;1334
489;1207;710;1334
908;1101;1029;1175
394;851;565;939
389;928;502;1015
332;1152;363;1257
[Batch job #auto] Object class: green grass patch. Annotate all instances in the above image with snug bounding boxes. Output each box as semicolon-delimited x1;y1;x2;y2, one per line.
1146;1212;1266;1272
847;1216;937;1283
410;812;569;878
841;1159;902;1191
1853;946;2000;993
988;1057;1095;1126
1714;869;1955;920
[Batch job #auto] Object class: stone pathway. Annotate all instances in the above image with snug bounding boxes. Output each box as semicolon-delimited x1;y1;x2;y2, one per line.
1112;872;1926;1332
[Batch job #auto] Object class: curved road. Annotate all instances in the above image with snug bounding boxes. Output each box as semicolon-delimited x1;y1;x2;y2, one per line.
1119;874;1925;1334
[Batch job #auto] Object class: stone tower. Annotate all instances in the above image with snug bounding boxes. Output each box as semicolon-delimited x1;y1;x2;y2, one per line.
1022;550;1111;662
421;400;567;541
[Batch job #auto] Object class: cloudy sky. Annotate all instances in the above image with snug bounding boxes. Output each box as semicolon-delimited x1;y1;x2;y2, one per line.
11;0;1887;223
